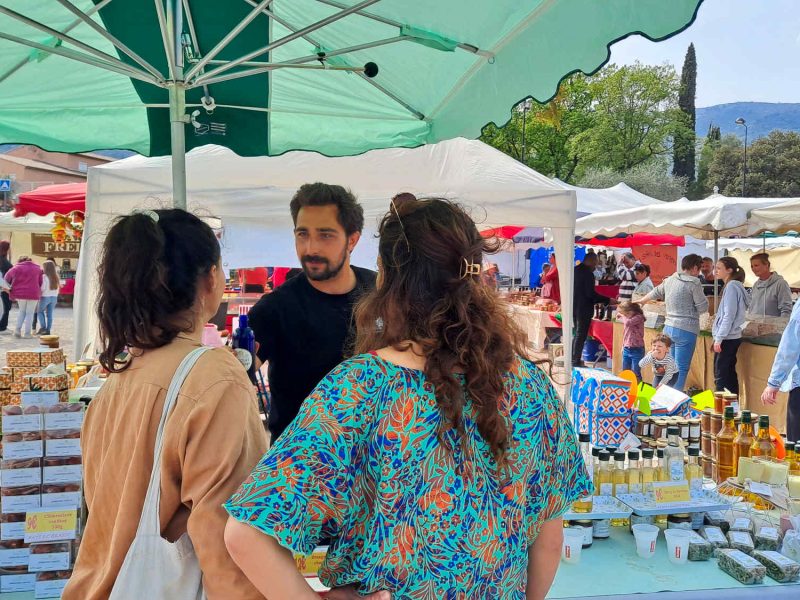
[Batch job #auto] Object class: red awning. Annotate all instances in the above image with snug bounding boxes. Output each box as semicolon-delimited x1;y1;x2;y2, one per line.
14;182;86;217
578;232;685;248
480;225;525;240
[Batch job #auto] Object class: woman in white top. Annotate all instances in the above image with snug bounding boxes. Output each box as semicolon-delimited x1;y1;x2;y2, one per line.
36;260;60;335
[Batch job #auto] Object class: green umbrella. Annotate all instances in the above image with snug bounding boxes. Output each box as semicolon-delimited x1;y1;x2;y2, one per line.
0;0;703;207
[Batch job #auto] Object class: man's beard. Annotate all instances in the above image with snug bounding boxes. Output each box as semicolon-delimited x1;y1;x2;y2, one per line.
301;247;348;282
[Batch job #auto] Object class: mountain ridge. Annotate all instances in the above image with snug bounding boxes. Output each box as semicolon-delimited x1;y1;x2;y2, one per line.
696;102;800;141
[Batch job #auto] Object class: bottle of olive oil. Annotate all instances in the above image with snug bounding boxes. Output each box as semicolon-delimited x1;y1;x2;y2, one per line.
750;415;775;458
611;451;629;527
596;451;613;497
591;446;604;495
685;447;703;492
640;448;656;493
664;427;686;482
733;410;754;476
572;433;593;513
627;450;642;494
716;407;737;483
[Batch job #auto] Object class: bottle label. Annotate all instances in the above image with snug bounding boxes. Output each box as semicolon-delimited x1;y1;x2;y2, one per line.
669;459;684;481
615;483;629;496
593;520;610;537
235;348;253;371
630;483;643;494
690;477;702;492
599;483;613;496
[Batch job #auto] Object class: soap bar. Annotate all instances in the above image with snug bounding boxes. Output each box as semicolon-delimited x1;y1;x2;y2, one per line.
789;474;800;498
761;460;788;485
731;518;754;535
704;512;731;534
754;526;781;552
687;531;713;561
752;550;800;583
717;549;766;584
700;526;729;551
736;457;764;484
727;531;755;555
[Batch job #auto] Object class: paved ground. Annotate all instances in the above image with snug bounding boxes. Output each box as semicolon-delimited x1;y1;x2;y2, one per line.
0;306;76;367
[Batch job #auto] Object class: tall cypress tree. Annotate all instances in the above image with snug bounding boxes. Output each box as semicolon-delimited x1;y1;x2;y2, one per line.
673;43;697;182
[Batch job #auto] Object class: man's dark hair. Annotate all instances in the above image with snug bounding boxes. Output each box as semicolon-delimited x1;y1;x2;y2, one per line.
290;182;364;236
682;253;703;271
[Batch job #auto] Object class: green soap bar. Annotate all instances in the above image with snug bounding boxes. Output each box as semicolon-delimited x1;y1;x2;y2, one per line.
717;549;766;585
752;551;800;583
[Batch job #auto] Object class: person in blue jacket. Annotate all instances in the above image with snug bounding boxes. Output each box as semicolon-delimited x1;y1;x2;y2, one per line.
711;257;749;394
762;298;800;441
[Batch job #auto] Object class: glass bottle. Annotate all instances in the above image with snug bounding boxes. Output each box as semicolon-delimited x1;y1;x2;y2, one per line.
573;433;593;513
627;450;642;494
685;446;703;492
596;451;613;497
611;451;629;527
716;406;737;483
657;447;669;482
591;446;604;495
750;415;774;458
664;427;686;482
640;448;656;493
786;441;800;475
733;410;754;476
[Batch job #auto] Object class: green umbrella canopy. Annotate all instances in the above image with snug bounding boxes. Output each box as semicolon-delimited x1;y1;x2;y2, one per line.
1;0;703;158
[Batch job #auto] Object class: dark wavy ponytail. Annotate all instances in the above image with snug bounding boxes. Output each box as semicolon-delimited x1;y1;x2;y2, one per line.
97;209;220;372
355;198;529;466
718;256;746;284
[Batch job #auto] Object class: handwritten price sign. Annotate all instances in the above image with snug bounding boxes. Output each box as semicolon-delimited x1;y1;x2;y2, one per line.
24;508;78;543
653;481;691;504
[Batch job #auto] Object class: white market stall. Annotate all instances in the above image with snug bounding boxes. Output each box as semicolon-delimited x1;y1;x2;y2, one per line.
0;211;59;259
74;138;578;362
708;236;800;288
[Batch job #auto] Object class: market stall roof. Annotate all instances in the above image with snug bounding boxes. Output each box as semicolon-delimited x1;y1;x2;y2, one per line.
578;232;685;248
14;182;86;218
0;210;56;234
575;193;784;240
74;138;579;356
706;235;800;251
747;198;800;235
553;180;663;213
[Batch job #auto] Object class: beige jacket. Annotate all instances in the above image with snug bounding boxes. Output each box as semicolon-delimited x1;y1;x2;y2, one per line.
64;338;268;600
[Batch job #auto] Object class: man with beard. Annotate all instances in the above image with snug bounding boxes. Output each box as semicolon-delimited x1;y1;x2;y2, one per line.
248;183;376;442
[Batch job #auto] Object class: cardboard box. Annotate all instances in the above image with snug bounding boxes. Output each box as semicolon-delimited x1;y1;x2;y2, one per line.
12;368;39;383
10;382;26;394
25;374;70;393
44;432;80;458
21;392;59;409
1;459;42;488
1;514;27;541
0;370;10;389
42;458;81;486
40;485;81;510
0;390;16;406
6;350;64;369
1;486;41;514
2;411;43;434
0;542;30;569
28;543;71;573
44;405;84;431
3;432;44;461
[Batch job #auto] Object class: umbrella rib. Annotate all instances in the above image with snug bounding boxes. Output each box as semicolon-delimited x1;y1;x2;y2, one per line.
192;62;373;87
184;0;274;81
190;0;381;86
0;31;161;86
154;0;178;80
357;74;425;120
0;6;158;85
53;0;164;81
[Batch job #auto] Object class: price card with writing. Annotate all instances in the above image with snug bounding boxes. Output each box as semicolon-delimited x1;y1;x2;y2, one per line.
653;481;691;504
24;508;78;543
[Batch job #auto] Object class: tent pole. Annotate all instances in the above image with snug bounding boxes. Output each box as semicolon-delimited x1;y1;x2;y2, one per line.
713;231;719;307
168;0;188;210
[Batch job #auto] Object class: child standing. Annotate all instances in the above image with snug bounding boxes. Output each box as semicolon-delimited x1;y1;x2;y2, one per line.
617;301;645;380
639;334;679;388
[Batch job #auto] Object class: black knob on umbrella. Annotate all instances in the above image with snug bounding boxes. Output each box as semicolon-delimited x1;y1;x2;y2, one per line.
364;62;379;78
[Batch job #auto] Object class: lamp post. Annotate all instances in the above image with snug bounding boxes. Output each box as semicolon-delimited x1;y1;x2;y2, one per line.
735;117;748;197
519;98;532;164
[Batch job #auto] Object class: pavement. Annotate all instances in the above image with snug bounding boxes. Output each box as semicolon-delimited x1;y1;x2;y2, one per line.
0;306;76;367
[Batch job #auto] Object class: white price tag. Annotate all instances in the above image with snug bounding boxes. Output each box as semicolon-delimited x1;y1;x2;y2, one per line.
748;481;773;497
617;432;642;453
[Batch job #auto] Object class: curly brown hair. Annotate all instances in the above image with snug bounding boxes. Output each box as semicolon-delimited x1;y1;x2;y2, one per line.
355;198;530;466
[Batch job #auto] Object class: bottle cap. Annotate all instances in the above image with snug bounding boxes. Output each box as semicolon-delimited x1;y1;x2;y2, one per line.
785;440;796;452
627;450;640;460
238;313;249;328
758;415;770;427
740;410;752;424
591;446;603;457
579;433;591;443
667;426;680;436
599;451;611;461
657;448;664;457
642;448;654;459
724;406;735;419
613;451;626;461
687;447;700;456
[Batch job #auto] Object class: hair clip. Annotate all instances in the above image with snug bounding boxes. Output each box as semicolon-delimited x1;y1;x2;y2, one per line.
460;258;482;279
136;209;160;223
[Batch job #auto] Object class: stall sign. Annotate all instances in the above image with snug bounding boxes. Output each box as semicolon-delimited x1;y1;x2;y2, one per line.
30;234;80;258
632;245;677;285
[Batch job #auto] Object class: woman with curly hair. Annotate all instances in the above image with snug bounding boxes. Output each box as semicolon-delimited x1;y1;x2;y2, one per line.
224;197;590;600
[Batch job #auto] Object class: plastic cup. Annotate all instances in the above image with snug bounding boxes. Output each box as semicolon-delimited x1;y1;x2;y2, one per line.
664;529;691;565
562;528;584;564
632;524;660;560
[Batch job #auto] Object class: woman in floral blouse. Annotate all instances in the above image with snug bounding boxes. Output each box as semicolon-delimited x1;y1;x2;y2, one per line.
224;197;591;599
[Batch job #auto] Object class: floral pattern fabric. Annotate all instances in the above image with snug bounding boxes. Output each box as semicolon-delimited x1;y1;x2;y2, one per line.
225;354;591;599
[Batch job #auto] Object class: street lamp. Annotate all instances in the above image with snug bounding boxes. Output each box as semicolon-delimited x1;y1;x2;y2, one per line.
519;98;533;164
735;117;748;197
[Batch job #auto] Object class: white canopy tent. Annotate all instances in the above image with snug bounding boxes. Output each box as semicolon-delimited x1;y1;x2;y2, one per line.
0;211;59;259
748;199;800;235
553;180;664;213
708;236;800;252
74;137;578;365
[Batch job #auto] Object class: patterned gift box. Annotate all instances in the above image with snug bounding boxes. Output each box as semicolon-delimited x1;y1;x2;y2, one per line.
0;390;11;405
12;367;40;382
58;391;69;403
10;381;27;394
25;373;70;392
0;369;10;389
572;367;634;448
6;351;41;368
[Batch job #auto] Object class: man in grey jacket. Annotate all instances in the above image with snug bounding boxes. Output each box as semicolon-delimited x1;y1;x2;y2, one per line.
749;253;793;318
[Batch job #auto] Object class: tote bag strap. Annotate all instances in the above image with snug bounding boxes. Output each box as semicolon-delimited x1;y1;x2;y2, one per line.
135;347;211;537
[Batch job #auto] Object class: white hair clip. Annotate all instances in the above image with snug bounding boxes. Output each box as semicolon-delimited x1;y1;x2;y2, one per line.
136;209;160;223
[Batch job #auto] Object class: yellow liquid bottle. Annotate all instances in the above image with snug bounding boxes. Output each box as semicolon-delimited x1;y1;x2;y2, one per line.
596;452;613;497
786;441;800;475
685;447;703;492
572;433;593;513
655;448;668;525
664;427;686;482
716;407;737;483
627;450;642;494
611;451;629;527
750;415;775;458
640;448;656;493
734;410;754;476
591;446;604;495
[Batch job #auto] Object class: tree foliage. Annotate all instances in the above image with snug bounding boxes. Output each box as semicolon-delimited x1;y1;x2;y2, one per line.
578;159;687;201
673;44;697;182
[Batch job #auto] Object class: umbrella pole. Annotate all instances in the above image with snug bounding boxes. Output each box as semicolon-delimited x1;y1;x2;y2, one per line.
169;83;187;210
713;231;719;307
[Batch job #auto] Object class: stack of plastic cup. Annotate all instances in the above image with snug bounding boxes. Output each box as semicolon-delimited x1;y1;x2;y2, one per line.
632;524;660;560
664;529;691;565
561;528;584;564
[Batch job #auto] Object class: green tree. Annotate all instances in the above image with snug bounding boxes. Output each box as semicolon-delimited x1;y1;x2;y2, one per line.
578;159;687;201
705;134;744;196
746;130;800;197
693;124;721;198
673;44;697;182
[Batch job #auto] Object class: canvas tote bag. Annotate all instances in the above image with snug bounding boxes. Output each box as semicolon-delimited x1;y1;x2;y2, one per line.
110;347;210;600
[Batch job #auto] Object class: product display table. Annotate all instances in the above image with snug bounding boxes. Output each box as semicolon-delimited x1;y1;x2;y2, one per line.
548;526;799;599
589;319;614;356
508;304;561;351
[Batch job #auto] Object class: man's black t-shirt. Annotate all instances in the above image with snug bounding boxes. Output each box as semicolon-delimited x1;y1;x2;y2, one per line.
248;266;377;440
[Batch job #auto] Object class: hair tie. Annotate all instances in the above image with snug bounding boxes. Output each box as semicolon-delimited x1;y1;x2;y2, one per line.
460;258;482;279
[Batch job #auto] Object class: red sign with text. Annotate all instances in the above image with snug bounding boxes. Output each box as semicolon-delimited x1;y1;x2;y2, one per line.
632;245;678;285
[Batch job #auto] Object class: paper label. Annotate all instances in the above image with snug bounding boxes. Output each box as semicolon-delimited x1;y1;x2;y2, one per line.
0;547;30;568
748;481;773;497
35;578;69;599
702;527;726;543
730;531;753;546
1;521;26;540
43;465;82;485
733;518;752;531
45;438;81;457
21;392;59;408
3;440;44;460
689;476;703;493
668;459;684;481
653;481;691;504
28;550;70;572
0;467;42;487
615;483;629;495
2;414;43;434
758;527;779;538
44;411;84;430
599;483;613;496
759;551;793;566
24;509;78;543
1;494;41;514
617;432;642;452
0;573;36;593
41;491;81;510
630;483;643;494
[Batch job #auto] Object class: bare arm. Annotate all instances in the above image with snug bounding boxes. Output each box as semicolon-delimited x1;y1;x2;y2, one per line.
225;519;320;600
526;518;564;600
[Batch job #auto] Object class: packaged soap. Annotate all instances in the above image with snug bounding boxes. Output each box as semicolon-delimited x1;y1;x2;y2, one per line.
717;549;766;584
754;526;781;551
752;550;800;583
687;531;713;561
700;526;729;551
730;518;754;535
704;512;731;534
727;530;755;554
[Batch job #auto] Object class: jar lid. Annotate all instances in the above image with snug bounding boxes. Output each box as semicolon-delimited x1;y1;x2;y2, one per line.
688;418;700;424
579;433;591;443
637;415;650;421
711;413;722;420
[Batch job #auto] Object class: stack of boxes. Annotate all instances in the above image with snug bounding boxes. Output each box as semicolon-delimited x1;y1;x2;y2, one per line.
0;349;83;598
